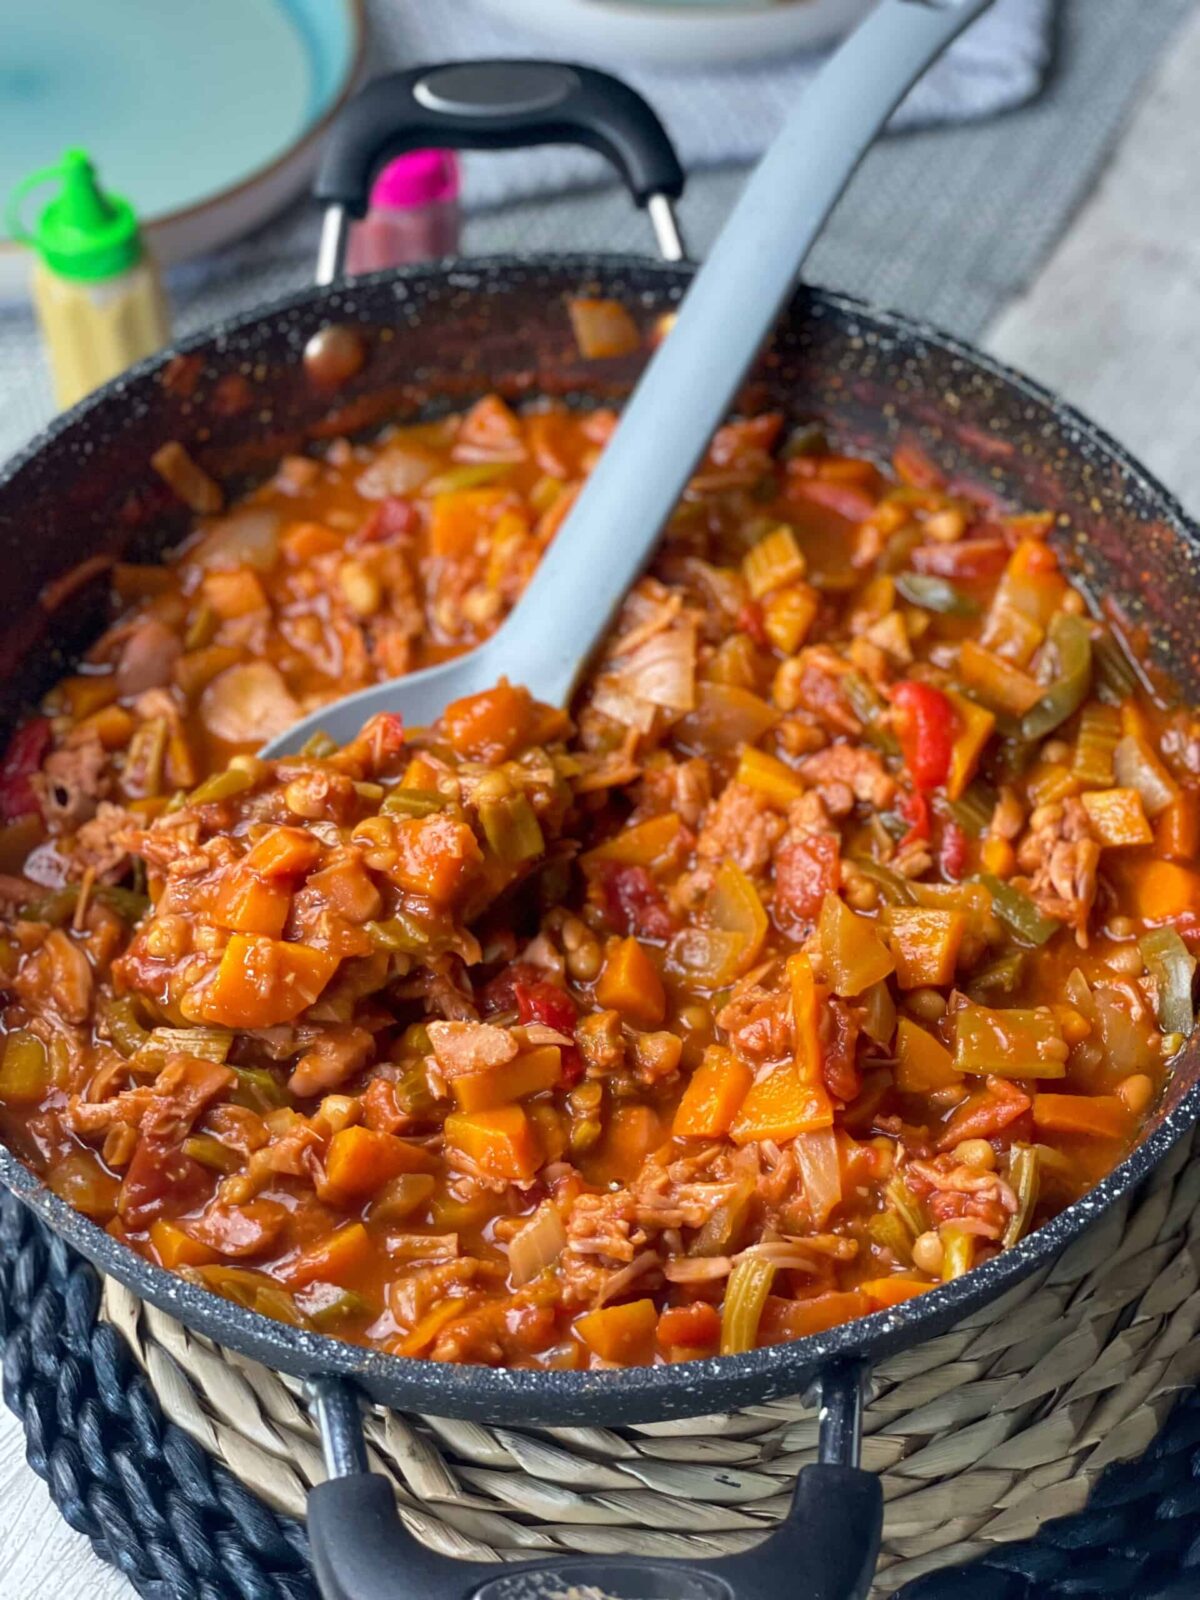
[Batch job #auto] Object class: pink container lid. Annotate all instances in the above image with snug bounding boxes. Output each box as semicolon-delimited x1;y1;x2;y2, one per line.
370;149;460;210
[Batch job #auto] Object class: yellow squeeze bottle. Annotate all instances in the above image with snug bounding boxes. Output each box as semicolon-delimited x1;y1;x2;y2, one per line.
8;148;170;409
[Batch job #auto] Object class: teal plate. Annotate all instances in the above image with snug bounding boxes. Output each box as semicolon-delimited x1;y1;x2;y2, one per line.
1;0;363;298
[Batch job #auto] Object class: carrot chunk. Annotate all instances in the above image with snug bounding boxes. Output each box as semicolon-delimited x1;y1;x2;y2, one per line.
1115;858;1200;922
1156;791;1200;861
442;682;537;762
860;1275;935;1309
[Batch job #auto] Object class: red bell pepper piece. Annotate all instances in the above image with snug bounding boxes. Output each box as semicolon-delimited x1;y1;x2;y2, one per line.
897;790;931;847
890;681;957;792
0;717;51;822
939;818;969;881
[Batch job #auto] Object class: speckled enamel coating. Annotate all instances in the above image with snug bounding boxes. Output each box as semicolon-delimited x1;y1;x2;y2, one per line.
0;256;1197;1424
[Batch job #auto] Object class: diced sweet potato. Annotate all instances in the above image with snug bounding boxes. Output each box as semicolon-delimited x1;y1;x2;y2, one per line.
1032;1093;1131;1141
322;1126;438;1203
388;814;484;903
595;936;667;1028
244;827;324;879
444;1105;540;1183
451;1045;563;1112
575;1298;657;1363
673;1046;752;1138
185;933;338;1028
150;1219;218;1270
895;1017;961;1093
885;909;966;989
212;870;291;939
731;1061;833;1144
282;1222;373;1289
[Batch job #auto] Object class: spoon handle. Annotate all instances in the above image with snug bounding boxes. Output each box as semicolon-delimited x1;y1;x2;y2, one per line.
498;0;995;708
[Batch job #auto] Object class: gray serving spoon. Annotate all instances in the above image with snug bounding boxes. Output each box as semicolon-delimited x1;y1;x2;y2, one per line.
263;0;994;760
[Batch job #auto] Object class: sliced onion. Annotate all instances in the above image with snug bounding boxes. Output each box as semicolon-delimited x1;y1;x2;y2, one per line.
674;682;779;757
1113;734;1179;817
191;508;281;572
508;1203;567;1287
356;441;441;498
199;661;300;746
793;1127;843;1227
614;625;697;713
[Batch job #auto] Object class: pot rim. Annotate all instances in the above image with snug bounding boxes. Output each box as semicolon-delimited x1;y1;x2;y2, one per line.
2;254;1198;1423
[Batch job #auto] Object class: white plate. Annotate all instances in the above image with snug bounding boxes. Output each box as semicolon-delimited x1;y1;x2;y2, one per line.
0;0;364;302
473;0;872;69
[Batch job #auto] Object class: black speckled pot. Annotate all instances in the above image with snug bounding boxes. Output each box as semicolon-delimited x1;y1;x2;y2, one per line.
1;257;1198;1429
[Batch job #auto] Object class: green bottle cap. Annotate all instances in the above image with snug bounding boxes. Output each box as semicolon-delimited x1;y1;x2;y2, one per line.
7;149;143;282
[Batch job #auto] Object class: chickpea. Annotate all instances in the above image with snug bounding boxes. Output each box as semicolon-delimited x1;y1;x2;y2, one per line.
954;1138;997;1172
924;507;966;543
981;835;1016;878
844;874;880;913
906;988;947;1022
1116;1073;1155;1114
990;786;1025;841
338;559;382;618
285;776;329;819
143;913;189;960
1028;802;1063;835
1042;738;1072;765
678;1004;711;1034
564;926;602;983
473;770;512;804
631;1030;683;1081
1061;589;1086;615
1108;915;1137;939
912;1231;945;1275
1105;944;1144;977
461;586;502;626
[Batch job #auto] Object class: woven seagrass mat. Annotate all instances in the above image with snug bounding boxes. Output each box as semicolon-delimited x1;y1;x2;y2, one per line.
32;1119;1189;1598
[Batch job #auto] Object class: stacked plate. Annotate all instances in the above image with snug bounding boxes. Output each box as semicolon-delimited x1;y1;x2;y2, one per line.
473;0;872;68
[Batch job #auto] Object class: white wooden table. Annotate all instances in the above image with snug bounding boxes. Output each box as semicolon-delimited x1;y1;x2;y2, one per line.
3;10;1200;1597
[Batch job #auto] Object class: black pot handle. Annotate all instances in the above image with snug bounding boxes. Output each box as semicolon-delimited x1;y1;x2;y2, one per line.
306;1362;881;1600
313;61;686;282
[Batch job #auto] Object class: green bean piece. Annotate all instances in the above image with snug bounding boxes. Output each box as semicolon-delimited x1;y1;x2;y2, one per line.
1139;927;1197;1036
895;572;980;616
381;788;447;818
1020;613;1093;740
187;767;254;806
976;874;1062;946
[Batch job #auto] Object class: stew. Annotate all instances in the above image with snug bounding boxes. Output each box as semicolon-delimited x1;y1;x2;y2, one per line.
1;394;1197;1368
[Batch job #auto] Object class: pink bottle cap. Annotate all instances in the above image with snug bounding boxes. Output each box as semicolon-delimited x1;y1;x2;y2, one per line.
369;150;460;211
